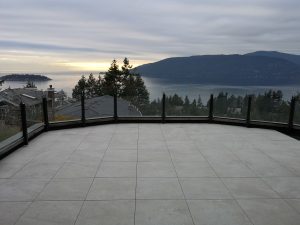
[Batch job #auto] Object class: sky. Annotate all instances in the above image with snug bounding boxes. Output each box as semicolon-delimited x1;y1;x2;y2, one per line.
0;0;300;73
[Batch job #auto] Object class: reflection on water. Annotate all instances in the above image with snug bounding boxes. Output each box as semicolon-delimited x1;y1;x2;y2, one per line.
1;73;299;102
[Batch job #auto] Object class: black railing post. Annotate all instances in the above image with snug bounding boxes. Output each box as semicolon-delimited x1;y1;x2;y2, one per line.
81;91;86;125
42;97;49;131
20;102;28;145
162;93;166;123
114;94;118;122
288;97;296;131
209;94;214;121
246;96;252;127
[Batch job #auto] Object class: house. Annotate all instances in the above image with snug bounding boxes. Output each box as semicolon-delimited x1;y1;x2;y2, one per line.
0;87;57;126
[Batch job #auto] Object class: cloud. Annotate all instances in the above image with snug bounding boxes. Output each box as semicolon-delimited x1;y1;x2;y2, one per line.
0;0;300;72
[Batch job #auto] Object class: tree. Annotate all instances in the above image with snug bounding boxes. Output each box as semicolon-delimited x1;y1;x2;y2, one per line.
184;96;190;106
72;75;87;99
102;59;121;96
86;73;97;98
72;58;150;109
94;74;104;96
197;95;203;107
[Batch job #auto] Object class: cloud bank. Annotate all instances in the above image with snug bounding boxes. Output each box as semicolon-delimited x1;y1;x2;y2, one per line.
0;0;299;72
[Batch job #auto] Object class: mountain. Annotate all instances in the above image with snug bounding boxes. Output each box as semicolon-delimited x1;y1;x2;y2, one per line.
0;74;51;81
134;52;300;85
246;51;300;66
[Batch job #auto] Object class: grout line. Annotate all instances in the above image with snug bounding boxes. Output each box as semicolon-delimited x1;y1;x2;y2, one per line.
133;123;139;225
182;125;256;225
220;136;300;216
13;129;90;225
73;124;118;225
2;196;300;203
160;124;196;225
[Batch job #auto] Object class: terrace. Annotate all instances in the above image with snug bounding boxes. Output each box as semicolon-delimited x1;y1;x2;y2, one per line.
0;92;300;225
1;123;300;225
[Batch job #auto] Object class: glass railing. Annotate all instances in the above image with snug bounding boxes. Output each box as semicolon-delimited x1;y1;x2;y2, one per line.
85;95;114;119
0;106;22;143
1;91;299;157
165;94;208;116
295;100;300;126
213;93;247;119
49;98;81;122
26;104;43;127
251;93;290;124
118;95;161;117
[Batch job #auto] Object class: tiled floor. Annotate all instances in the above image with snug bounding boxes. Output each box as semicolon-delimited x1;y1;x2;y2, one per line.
1;123;300;225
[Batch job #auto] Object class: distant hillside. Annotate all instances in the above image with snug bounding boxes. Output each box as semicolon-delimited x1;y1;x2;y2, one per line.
0;74;51;81
246;51;300;66
134;53;300;85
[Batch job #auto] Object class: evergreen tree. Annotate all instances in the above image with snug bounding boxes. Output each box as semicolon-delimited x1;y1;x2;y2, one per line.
197;95;203;107
72;58;149;110
72;75;87;99
94;74;104;96
86;73;97;98
184;96;190;106
103;59;121;96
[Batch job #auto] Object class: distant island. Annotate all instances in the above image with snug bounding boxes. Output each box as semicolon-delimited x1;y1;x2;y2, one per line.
134;51;300;86
0;74;51;82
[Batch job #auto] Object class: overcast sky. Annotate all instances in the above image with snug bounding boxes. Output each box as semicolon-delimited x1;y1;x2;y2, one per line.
0;0;299;73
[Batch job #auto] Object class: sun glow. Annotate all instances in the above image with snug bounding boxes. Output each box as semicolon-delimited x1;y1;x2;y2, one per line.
59;62;111;71
58;59;150;72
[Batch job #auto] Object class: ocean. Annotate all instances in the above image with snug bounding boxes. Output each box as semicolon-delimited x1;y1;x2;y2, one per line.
1;73;300;102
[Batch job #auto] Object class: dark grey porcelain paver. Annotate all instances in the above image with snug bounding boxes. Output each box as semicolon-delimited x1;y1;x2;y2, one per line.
174;161;217;178
0;179;48;201
286;199;300;214
237;199;300;225
75;200;135;225
12;162;62;179
0;163;25;178
137;161;177;177
180;178;232;200
263;177;300;198
96;161;136;177
55;162;98;178
136;178;184;199
86;178;136;200
37;178;93;200
103;150;137;162
0;202;31;225
223;178;279;199
135;200;194;225
188;200;252;225
16;201;82;225
0;124;300;225
138;151;171;162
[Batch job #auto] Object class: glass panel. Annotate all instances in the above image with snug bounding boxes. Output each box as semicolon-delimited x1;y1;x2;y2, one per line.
213;93;248;119
0;105;22;142
165;94;208;116
119;95;161;117
251;90;289;123
294;100;300;126
49;97;81;122
26;102;43;127
85;94;114;119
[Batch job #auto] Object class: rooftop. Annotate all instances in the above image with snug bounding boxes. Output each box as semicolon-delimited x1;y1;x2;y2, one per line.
1;123;300;225
56;95;141;118
0;88;45;106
